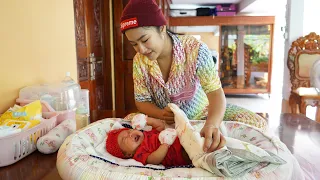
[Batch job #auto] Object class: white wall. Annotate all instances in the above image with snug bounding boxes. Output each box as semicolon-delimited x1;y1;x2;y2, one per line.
303;0;320;35
0;0;77;113
282;0;305;100
271;0;287;99
282;0;320;102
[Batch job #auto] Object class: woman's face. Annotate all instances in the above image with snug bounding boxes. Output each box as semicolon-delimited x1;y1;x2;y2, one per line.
125;26;165;60
117;129;144;158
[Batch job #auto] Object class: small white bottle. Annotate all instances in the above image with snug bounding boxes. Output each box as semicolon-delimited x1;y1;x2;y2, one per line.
75;104;89;130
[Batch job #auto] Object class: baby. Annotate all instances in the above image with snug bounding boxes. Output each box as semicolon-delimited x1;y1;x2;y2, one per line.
106;116;191;167
106;104;287;177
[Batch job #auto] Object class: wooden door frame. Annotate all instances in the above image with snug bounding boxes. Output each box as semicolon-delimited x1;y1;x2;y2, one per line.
113;0;126;115
102;0;112;110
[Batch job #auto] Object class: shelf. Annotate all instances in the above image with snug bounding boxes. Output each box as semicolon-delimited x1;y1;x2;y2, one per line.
169;16;275;26
223;88;269;95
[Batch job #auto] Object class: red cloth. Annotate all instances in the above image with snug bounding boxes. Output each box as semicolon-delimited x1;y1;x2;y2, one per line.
133;129;188;167
106;128;130;159
120;0;167;33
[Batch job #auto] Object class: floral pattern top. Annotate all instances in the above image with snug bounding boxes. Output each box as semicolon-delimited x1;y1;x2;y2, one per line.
133;32;221;120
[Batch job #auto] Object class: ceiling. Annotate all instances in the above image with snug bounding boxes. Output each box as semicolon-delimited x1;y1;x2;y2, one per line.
170;0;284;15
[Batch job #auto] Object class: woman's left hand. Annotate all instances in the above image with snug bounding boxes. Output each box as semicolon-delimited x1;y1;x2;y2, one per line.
147;117;166;131
200;125;226;152
154;121;165;131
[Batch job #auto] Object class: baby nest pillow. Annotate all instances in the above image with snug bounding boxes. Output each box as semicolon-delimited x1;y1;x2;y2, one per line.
37;119;76;154
57;118;303;180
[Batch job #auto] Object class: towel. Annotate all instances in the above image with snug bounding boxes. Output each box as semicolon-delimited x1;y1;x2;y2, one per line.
168;103;286;177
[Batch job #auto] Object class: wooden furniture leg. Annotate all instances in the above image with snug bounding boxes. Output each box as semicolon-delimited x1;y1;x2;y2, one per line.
300;98;307;115
289;94;298;114
316;106;320;123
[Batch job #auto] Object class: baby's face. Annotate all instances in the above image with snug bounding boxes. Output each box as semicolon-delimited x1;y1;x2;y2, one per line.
118;129;144;157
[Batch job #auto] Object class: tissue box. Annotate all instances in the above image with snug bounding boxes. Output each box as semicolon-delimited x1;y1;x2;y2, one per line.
216;4;237;16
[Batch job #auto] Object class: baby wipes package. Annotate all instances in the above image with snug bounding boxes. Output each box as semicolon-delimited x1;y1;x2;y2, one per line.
2;119;41;129
0;100;42;124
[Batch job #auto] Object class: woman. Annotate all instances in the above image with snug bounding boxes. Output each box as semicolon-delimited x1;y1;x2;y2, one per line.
120;0;225;153
120;0;267;152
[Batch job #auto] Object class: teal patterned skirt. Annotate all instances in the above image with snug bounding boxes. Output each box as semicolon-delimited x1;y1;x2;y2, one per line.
223;104;267;131
124;104;268;131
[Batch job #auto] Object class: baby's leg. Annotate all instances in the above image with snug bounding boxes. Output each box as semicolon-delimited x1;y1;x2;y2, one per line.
168;103;225;176
168;104;206;160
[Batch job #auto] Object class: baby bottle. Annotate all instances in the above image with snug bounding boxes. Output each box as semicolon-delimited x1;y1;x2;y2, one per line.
75;89;90;130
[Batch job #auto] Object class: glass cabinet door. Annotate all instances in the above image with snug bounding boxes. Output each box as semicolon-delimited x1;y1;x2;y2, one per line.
220;25;271;93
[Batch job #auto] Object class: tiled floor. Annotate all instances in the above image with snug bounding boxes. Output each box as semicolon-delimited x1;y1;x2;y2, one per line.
226;94;273;114
226;94;317;123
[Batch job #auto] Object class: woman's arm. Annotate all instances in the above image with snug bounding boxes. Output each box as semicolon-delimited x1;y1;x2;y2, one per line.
132;54;174;124
146;116;165;131
136;101;174;124
195;43;227;152
146;144;169;165
200;87;226;152
205;87;226;127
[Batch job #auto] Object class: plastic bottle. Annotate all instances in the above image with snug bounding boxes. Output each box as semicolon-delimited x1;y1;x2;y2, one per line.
62;72;75;84
60;72;81;111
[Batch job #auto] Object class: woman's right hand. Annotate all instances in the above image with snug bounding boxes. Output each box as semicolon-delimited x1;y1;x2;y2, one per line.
162;106;175;124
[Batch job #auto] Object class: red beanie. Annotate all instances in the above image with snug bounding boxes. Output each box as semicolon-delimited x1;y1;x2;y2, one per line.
120;0;167;33
106;128;129;159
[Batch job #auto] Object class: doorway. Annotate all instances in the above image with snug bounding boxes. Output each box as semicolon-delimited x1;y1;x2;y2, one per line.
73;0;113;121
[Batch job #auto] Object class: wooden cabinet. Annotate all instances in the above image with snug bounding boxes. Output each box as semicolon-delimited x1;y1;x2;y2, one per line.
220;25;273;94
169;16;274;94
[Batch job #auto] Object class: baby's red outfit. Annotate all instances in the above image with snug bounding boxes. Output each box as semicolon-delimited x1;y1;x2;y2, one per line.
133;129;188;167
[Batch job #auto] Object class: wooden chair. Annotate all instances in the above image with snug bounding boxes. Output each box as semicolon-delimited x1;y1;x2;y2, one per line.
287;32;320;122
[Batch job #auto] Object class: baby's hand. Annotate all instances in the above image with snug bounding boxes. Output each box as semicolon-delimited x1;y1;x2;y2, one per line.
158;128;177;146
131;113;147;130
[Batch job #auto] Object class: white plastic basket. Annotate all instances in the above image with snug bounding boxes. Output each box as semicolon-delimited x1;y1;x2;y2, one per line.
0;112;58;167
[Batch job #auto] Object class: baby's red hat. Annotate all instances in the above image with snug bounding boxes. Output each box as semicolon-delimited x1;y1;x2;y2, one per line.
106;128;129;158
